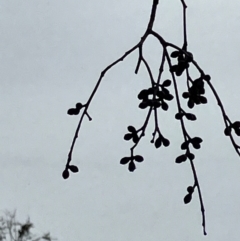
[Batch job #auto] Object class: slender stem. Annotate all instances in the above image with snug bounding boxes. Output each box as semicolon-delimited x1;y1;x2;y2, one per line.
165;44;207;236
65;0;160;168
205;80;240;157
180;0;188;50
156;51;166;85
130;107;153;152
66;44;139;167
147;0;159;31
141;57;155;86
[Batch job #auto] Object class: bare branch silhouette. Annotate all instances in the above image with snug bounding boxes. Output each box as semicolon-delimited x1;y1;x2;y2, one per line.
0;210;56;241
62;0;240;235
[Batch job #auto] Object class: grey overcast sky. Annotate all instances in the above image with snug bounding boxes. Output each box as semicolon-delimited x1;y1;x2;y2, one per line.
1;0;240;240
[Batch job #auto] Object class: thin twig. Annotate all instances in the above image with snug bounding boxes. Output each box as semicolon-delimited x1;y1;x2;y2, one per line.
65;0;160;168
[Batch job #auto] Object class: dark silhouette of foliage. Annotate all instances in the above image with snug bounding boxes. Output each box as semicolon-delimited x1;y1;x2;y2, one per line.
62;0;240;236
0;210;56;241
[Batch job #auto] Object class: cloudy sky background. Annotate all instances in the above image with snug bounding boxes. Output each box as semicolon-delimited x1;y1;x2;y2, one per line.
1;0;240;240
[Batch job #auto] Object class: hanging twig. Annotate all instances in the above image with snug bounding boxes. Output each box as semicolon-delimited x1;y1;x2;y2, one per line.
63;0;240;236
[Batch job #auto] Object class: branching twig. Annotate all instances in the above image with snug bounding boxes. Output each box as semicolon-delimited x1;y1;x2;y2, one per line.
63;0;240;236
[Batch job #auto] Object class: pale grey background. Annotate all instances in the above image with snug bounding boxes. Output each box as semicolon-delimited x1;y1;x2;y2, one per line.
1;0;240;240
